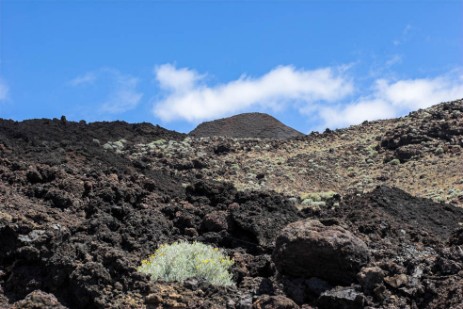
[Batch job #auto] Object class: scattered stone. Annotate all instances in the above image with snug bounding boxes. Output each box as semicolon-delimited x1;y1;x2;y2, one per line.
240;277;274;295
384;274;409;289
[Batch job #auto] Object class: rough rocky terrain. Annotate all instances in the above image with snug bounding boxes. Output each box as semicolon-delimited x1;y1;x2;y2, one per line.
190;113;304;139
0;99;462;308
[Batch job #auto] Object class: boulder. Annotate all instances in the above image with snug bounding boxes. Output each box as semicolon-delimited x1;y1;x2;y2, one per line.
272;219;369;284
394;144;424;162
317;287;367;309
12;290;66;309
357;266;384;294
305;277;332;296
253;295;300;309
449;228;463;246
201;211;229;232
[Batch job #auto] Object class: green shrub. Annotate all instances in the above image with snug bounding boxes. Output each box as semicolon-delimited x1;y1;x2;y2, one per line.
137;241;234;287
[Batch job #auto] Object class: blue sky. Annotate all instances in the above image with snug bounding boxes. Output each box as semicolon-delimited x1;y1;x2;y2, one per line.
0;0;462;133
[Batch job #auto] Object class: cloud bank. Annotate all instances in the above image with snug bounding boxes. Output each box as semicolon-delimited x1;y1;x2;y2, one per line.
319;71;463;128
153;64;353;122
152;64;463;131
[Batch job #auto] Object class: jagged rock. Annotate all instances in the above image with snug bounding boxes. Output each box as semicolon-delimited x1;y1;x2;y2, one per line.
449;228;463;245
240;277;274;295
381;131;431;150
394;144;424;162
230;195;300;250
384;274;409;289
357;266;384;294
280;278;307;305
253;295;300;309
201;211;229;232
317;287;367;309
214;143;233;155
272;219;369;284
12;290;66;309
305;277;332;296
26;166;56;184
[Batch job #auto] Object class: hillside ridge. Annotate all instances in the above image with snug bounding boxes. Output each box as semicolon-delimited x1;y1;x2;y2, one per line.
190;112;304;139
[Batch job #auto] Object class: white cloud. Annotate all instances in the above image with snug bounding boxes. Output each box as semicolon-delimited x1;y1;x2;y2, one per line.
100;74;143;113
377;75;463;110
318;99;397;129
69;72;97;86
155;64;204;92
0;78;9;102
70;69;143;114
153;64;354;122
152;64;463;130
317;70;463;129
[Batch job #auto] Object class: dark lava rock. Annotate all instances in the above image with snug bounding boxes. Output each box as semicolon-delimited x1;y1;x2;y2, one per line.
240;277;274;295
26;167;56;184
357;266;384;294
394;144;424;162
314;185;463;308
229;192;301;251
214;143;233;155
317;287;367;309
12;290;66;309
201;211;229;232
381;99;463;152
380;130;431;150
252;294;300;309
328;186;463;244
449;228;463;246
190;113;304;139
305;277;332;297
272;219;369;285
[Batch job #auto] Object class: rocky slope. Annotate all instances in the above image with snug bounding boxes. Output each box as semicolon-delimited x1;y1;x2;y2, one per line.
0;99;462;308
190;112;304;139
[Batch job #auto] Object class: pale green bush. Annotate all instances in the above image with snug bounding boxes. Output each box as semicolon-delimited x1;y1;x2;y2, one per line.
137;241;234;287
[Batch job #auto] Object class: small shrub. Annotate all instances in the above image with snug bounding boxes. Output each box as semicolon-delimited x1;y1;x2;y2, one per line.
434;147;444;155
137;241;234;287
